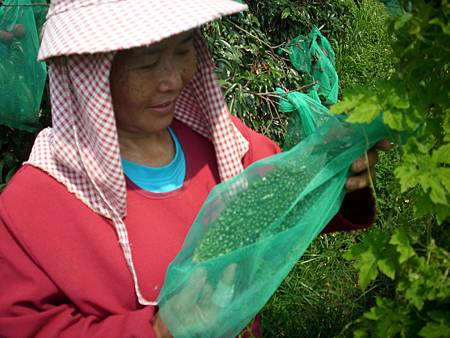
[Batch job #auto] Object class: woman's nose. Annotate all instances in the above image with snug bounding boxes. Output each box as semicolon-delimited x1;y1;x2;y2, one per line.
158;59;184;93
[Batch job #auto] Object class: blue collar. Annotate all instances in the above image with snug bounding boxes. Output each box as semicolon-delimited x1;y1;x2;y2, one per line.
121;128;186;193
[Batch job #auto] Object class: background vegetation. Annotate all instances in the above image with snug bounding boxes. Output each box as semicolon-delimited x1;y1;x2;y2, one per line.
1;0;448;337
203;1;401;336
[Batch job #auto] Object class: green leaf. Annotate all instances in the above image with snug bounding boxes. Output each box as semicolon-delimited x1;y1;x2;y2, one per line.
435;204;450;224
353;329;368;338
404;279;425;310
363;298;410;337
356;247;379;289
384;109;407;131
394;13;413;30
346;95;383;124
415;192;450;224
330;86;382;123
378;257;396;280
389;228;415;263
363;306;379;321
429;18;450;35
5;168;16;184
425;173;449;205
395;153;450;205
419;316;450;338
395;162;419;192
432;144;450;165
444;111;450;142
281;8;292;20
389;92;410;110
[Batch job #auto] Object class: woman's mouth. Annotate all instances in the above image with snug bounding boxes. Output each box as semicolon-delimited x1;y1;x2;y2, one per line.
148;101;175;114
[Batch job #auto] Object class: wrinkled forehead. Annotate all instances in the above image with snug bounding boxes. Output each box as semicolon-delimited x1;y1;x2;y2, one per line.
50;29;209;95
113;29;198;65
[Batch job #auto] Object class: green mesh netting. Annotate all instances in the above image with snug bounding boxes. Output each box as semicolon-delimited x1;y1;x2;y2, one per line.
157;90;398;336
0;0;47;132
287;26;339;106
279;85;324;150
380;0;402;15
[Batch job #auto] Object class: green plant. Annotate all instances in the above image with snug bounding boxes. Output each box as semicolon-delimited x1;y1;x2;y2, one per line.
0;127;34;190
0;83;49;191
202;1;399;336
332;0;450;336
333;0;394;89
202;0;354;144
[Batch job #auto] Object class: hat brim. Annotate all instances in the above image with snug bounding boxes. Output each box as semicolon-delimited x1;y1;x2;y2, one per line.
38;0;247;60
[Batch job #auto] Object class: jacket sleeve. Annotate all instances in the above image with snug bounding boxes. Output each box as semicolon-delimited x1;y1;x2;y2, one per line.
322;187;375;233
0;214;157;338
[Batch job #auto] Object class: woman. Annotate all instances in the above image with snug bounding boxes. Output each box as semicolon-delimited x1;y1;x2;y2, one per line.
0;0;390;337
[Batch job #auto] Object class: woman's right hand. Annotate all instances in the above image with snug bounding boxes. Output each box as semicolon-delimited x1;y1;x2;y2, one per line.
156;264;237;337
153;312;173;338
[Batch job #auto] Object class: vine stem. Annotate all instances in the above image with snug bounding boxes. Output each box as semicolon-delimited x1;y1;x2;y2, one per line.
246;82;318;98
362;128;378;203
224;18;286;50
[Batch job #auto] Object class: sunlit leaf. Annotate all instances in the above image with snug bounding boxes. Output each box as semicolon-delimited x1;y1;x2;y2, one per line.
389;228;415;264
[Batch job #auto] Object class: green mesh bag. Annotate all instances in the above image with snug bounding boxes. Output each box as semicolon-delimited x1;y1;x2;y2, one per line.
157;91;398;337
287;26;339;105
278;86;324;150
0;0;47;132
380;0;402;15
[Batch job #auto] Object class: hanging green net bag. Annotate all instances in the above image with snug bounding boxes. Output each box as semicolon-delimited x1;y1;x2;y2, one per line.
0;0;47;132
157;89;398;337
287;26;339;105
380;0;402;16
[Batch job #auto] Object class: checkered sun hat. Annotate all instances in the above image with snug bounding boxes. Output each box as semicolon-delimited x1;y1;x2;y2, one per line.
28;0;250;306
38;0;247;60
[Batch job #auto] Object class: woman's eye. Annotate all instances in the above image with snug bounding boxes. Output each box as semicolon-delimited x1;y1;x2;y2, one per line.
176;49;191;56
139;62;157;70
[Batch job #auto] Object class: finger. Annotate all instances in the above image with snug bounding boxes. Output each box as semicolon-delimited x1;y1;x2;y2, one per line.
173;267;207;308
153;313;174;338
211;264;237;308
375;139;394;151
199;284;214;307
346;169;374;192
351;150;378;173
195;264;237;332
198;284;217;319
221;263;237;284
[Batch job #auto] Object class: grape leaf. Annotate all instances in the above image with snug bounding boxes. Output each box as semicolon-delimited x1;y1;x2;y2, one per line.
330;87;382;123
378;257;396;280
419;311;450;338
356;248;379;290
432;144;450;165
389;228;415;264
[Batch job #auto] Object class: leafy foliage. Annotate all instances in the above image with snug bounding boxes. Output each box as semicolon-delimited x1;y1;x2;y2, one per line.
0;84;49;191
332;1;450;336
202;0;354;144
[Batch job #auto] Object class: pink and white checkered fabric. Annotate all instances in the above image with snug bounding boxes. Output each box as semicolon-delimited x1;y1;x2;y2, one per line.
38;0;247;60
27;0;250;305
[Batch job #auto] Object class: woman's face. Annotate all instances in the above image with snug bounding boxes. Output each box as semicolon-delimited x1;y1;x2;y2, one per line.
110;30;197;135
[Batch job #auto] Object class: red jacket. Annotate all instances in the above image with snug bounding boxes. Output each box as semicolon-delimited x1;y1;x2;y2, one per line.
0;117;374;337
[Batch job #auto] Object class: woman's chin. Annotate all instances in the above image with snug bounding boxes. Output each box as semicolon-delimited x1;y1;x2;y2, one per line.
143;113;175;134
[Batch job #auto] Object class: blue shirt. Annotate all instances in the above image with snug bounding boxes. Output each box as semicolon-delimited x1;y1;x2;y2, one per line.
121;128;186;193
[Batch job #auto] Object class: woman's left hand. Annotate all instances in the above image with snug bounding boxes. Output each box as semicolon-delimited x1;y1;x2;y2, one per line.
345;139;393;192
